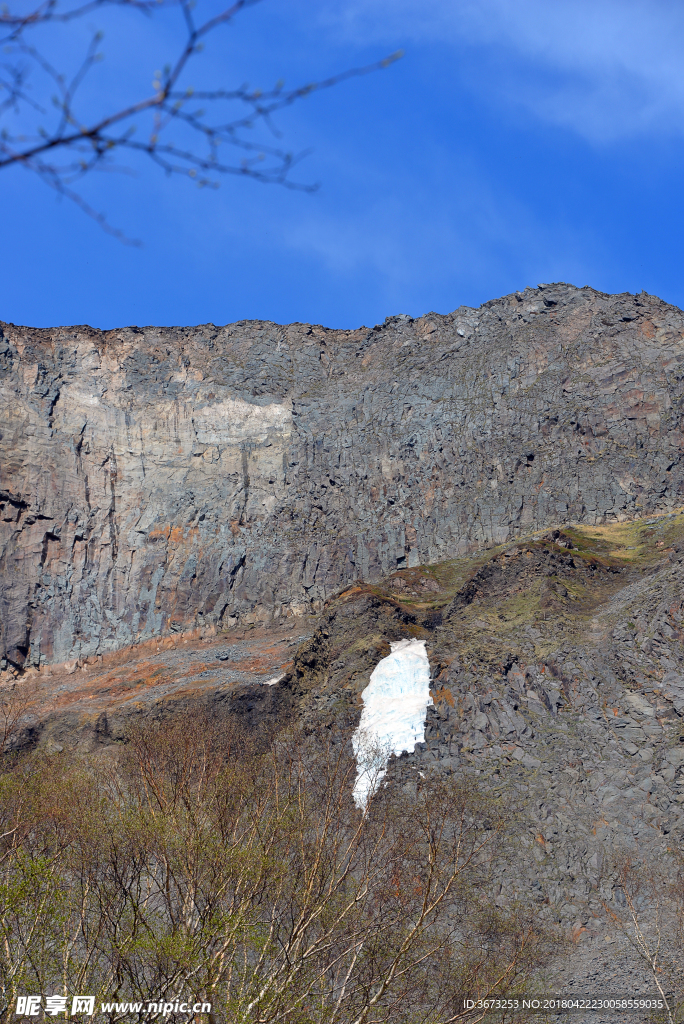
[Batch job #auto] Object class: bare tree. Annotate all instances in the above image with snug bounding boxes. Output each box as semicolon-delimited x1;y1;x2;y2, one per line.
0;0;401;241
0;718;562;1024
600;851;684;1024
0;680;33;752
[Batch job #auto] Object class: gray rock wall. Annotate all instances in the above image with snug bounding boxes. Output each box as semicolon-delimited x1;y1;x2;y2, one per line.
1;282;683;667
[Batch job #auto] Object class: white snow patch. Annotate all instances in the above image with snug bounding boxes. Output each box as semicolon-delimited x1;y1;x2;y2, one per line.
352;639;432;808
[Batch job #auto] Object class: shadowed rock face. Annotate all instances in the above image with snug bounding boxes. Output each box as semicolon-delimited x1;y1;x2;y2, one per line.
1;282;684;668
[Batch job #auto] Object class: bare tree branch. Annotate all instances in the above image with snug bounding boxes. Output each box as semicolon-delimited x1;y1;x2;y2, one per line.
0;0;402;239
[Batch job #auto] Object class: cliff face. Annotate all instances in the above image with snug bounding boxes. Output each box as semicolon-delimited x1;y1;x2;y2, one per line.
1;282;683;668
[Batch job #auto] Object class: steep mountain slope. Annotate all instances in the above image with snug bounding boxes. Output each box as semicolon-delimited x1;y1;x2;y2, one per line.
3;503;684;1017
2;283;684;670
294;512;684;1018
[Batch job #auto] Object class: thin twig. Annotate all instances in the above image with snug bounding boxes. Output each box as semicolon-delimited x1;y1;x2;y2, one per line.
0;0;402;239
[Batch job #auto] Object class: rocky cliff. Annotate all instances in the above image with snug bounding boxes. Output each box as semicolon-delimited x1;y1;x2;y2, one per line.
2;282;683;669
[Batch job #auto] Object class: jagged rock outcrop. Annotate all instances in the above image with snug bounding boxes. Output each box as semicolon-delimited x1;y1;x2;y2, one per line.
2;282;684;668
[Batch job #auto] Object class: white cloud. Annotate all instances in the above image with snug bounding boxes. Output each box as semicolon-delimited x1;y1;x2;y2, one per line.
313;0;684;142
277;145;599;316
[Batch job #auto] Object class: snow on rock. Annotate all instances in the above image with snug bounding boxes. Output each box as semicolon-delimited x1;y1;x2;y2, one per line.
352;639;432;808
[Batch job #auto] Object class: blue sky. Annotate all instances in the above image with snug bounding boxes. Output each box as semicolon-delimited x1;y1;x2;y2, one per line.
3;0;684;329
